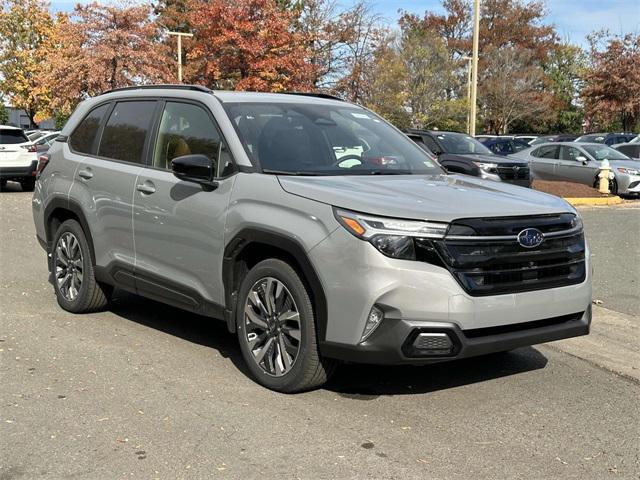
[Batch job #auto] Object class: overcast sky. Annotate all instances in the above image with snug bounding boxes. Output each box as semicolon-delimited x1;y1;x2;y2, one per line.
48;0;640;47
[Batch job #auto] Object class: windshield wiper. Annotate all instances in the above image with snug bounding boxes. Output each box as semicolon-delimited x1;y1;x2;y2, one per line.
262;169;327;176
368;169;414;175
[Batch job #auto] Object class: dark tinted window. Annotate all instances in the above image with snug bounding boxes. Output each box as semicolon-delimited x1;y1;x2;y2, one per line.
70;104;109;154
0;128;29;144
532;145;558;159
512;140;530;152
423;135;441;154
153;102;222;170
617;144;640;158
98;101;156;163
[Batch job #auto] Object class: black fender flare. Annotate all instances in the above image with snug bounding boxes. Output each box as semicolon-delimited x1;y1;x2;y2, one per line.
43;196;96;266
222;228;328;340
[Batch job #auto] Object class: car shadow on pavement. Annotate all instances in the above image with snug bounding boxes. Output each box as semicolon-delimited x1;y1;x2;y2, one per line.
108;289;251;376
107;290;548;397
326;348;548;399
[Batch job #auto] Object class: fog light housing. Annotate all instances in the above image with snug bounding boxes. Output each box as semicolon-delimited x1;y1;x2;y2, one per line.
360;305;384;342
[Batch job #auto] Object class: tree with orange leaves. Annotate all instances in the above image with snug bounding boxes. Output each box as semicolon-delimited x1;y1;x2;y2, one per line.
187;0;314;91
42;2;174;115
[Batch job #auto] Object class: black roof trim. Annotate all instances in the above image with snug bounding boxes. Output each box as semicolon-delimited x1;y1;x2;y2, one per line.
101;84;213;95
280;92;344;101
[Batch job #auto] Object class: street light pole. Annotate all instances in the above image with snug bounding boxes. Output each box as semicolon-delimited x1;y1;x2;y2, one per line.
462;56;473;134
167;31;193;82
469;0;480;136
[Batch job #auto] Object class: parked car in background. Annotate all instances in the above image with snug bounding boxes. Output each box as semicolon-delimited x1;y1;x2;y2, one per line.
614;142;640;160
481;137;531;156
575;133;636;146
27;131;47;142
406;129;531;186
0;126;38;191
33;131;60;155
611;134;640;150
529;134;578;145
516;142;640;196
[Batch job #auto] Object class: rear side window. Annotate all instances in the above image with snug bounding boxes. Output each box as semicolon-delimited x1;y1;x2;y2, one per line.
0;129;29;144
532;145;558;159
69;104;109;154
98;101;156;164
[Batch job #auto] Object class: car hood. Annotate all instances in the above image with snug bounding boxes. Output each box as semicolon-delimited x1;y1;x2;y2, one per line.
278;174;573;222
441;153;527;164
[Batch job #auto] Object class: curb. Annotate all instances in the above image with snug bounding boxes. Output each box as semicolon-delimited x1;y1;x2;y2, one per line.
563;196;622;206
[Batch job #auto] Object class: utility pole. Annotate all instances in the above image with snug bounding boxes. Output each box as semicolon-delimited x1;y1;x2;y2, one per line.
462;56;473;134
167;31;193;82
469;0;480;136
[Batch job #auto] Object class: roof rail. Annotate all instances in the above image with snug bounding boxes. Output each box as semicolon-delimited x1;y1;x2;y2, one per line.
280;92;344;101
101;84;212;95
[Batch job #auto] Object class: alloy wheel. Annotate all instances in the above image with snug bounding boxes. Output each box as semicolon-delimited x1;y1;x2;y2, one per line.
243;277;301;377
55;232;84;301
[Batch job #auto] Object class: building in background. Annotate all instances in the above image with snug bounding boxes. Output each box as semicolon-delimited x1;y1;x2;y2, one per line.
4;106;54;130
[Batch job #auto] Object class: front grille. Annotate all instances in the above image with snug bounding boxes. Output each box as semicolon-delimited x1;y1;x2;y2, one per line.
416;214;586;296
497;163;530;180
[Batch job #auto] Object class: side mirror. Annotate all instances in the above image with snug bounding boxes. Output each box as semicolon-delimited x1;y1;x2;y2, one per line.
575;155;588;165
171;154;217;188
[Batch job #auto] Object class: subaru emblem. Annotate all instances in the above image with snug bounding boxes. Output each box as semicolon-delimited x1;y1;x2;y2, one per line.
517;228;544;248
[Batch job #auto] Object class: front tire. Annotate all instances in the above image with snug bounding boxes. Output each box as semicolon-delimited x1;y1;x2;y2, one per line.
52;219;110;313
236;259;336;393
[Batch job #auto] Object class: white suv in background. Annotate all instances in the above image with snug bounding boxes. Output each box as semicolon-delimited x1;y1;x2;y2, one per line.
0;126;38;191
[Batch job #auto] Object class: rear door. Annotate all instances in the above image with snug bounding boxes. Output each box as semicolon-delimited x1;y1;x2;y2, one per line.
132;100;236;311
556;145;598;185
73;100;156;278
529;145;559;180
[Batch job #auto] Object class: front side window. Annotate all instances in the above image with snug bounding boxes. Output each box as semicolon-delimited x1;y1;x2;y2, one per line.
153;102;233;176
559;146;582;161
97;101;156;164
69;104;109;154
223;102;444;175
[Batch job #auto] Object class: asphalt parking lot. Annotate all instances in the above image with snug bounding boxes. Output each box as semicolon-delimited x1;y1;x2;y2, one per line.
1;187;639;479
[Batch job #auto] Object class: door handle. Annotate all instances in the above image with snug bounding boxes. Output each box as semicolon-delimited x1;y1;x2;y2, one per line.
136;182;156;194
78;169;93;180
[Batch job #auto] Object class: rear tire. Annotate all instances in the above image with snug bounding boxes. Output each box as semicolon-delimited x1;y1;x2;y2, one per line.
0;179;7;191
52;219;110;313
20;178;35;192
236;258;336;393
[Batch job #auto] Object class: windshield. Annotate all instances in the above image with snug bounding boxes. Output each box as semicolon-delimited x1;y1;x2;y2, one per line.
576;134;606;143
583;145;633;161
222;102;444;175
434;132;493;155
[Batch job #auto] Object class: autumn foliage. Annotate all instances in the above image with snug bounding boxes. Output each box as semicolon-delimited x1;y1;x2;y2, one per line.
187;0;315;91
0;0;638;132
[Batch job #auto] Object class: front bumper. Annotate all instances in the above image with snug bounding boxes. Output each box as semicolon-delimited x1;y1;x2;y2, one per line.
0;160;37;180
321;307;591;365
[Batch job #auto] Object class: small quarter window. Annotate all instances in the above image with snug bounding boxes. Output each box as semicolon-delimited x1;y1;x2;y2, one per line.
69;104;109;155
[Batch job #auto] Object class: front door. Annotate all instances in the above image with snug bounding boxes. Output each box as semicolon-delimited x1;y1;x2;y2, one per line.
133;101;236;312
556;145;598;185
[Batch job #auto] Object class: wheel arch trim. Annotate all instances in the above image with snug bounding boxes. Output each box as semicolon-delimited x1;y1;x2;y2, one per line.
222;228;328;341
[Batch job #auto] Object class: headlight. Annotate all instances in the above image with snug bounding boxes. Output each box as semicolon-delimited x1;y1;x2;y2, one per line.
617;167;640;175
570;213;583;231
334;208;448;260
472;161;498;172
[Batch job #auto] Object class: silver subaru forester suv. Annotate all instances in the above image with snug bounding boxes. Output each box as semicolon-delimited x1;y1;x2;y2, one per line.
32;86;592;392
